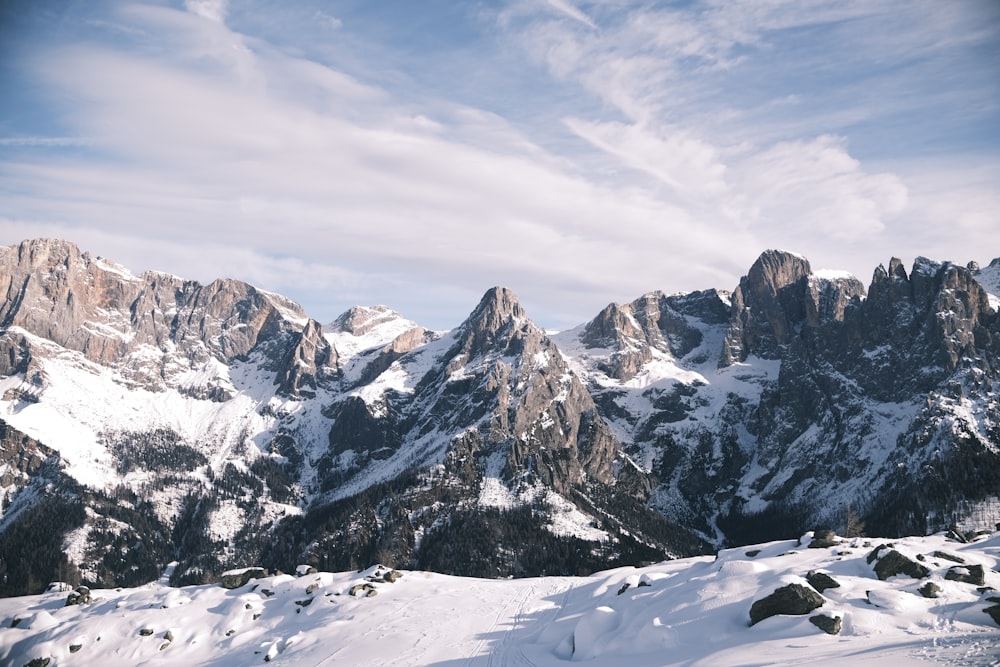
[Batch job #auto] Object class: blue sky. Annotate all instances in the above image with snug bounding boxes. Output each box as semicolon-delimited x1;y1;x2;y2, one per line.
1;0;998;329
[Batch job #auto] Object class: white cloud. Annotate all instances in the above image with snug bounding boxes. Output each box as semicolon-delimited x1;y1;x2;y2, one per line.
565;118;728;196
729;135;908;240
3;3;761;327
184;0;227;24
545;0;597;29
0;137;94;147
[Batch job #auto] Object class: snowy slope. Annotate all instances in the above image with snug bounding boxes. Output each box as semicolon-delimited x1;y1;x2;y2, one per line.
974;259;1000;310
2;530;999;666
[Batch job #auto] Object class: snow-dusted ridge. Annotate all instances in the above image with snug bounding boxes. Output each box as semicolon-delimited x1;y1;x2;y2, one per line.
2;530;999;666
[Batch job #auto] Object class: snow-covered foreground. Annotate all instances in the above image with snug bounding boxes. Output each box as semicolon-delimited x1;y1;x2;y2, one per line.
2;532;999;667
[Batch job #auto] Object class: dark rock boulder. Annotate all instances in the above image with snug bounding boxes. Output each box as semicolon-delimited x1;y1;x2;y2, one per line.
749;583;825;626
945;564;985;585
869;548;930;581
808;530;839;548
806;571;841;593
984;605;1000;626
919;582;943;598
809;613;842;635
932;550;965;564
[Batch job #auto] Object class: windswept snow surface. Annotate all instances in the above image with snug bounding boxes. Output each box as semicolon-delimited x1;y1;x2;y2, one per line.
3;531;999;666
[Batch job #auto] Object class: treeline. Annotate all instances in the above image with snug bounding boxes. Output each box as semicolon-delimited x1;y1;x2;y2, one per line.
717;501;809;547
867;430;1000;537
103;428;208;473
0;477;84;596
254;467;703;580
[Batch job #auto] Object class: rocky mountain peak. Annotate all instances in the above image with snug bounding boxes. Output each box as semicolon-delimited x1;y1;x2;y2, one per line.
452;287;531;359
747;249;812;293
863;258;996;373
721;249;813;364
329;305;406;337
468;286;526;329
579;301;643;350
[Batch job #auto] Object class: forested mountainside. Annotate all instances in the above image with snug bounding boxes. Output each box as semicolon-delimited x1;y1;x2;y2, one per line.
1;238;997;594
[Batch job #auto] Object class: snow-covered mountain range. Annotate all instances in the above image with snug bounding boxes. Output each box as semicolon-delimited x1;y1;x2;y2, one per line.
1;238;998;595
2;530;999;666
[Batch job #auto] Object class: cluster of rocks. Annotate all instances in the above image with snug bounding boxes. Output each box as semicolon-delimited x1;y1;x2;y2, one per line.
64;585;92;606
749;535;1000;634
348;566;403;598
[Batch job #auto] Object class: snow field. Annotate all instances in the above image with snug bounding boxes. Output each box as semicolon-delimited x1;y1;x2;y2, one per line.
2;531;998;666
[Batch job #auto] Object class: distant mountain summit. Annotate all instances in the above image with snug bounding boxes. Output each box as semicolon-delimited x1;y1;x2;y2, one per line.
0;238;998;595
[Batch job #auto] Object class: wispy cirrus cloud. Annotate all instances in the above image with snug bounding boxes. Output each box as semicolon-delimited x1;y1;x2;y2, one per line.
184;0;227;24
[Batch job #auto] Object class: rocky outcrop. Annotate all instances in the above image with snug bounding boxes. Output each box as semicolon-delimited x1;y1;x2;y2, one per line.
330;305;405;337
64;585;92;606
0;420;56;489
721;250;868;366
275;319;337;398
919;582;942;598
807;530;839;548
854;257;997;396
355;325;432;387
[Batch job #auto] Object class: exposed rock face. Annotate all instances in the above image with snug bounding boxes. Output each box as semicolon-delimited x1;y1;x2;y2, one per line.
857;256;997;396
0;420;56;489
335;287;626;495
721;250;868;366
0;238;337;397
749;583;825;625
331;305;404;337
582;290;729;381
722;250;814;365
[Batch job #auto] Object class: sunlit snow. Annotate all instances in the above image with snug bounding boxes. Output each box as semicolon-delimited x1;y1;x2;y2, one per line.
2;531;998;666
